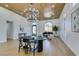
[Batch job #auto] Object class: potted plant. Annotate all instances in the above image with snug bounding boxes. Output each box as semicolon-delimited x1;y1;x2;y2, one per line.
53;25;59;37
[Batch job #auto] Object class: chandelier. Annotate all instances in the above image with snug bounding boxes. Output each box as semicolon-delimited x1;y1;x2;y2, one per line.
24;3;39;22
44;4;54;18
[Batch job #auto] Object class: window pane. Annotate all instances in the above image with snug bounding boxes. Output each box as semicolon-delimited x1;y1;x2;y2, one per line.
45;22;52;32
32;25;37;35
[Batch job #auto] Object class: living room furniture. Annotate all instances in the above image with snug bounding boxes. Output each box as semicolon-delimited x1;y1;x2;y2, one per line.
42;32;53;39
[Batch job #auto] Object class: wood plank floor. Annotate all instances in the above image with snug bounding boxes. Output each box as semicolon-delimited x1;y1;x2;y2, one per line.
0;37;75;56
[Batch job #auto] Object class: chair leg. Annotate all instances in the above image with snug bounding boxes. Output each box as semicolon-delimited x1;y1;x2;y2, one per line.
25;43;28;54
18;44;20;52
29;45;31;52
18;40;23;52
33;43;35;56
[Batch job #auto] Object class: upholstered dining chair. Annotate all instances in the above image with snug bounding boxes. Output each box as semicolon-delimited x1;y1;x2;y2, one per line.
23;37;31;54
18;33;26;52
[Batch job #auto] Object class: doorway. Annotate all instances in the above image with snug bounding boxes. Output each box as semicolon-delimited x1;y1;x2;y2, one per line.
6;21;13;41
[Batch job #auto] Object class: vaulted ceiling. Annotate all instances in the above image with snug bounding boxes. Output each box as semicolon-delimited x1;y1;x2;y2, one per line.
0;3;65;20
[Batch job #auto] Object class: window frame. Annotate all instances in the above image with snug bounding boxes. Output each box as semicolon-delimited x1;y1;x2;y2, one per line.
45;22;53;32
32;24;37;36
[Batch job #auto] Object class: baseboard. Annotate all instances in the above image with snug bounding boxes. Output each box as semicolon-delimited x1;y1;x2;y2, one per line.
59;37;76;56
0;40;7;43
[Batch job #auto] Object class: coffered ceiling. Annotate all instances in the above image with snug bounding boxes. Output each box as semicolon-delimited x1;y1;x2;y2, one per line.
0;3;65;20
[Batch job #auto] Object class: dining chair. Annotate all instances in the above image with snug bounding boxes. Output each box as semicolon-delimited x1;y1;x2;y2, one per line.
18;33;26;52
23;38;31;54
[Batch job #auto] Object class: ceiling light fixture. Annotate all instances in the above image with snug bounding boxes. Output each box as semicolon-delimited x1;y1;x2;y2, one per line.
4;4;8;7
44;4;54;18
24;3;39;22
52;5;55;8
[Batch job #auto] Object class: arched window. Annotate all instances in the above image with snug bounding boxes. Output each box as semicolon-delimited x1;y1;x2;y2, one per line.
45;22;52;32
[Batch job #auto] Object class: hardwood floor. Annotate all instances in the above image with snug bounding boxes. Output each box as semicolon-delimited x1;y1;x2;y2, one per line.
0;37;75;56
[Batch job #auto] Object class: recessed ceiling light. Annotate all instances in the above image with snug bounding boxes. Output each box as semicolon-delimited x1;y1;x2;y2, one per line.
4;4;8;7
52;5;55;8
24;10;26;12
24;9;27;12
44;11;52;18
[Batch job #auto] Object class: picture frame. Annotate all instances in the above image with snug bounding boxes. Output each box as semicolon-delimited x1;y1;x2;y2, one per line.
71;7;79;32
19;24;24;32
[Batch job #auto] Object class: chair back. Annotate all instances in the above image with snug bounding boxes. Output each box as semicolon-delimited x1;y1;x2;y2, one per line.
18;33;27;39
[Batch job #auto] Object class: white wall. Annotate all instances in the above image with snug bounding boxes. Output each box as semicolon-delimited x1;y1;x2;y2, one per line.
59;3;79;55
0;7;31;42
38;19;59;35
1;3;79;55
26;20;40;36
0;6;59;43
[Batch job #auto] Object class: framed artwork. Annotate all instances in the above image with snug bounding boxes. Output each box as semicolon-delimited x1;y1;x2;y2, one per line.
19;24;24;32
71;8;79;32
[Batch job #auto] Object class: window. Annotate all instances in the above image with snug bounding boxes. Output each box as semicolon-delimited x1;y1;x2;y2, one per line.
32;23;37;35
45;22;52;32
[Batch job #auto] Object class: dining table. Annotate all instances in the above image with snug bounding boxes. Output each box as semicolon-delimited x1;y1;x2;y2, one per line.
21;36;46;56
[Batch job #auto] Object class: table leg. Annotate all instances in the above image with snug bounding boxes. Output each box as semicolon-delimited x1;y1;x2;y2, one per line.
33;43;35;56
